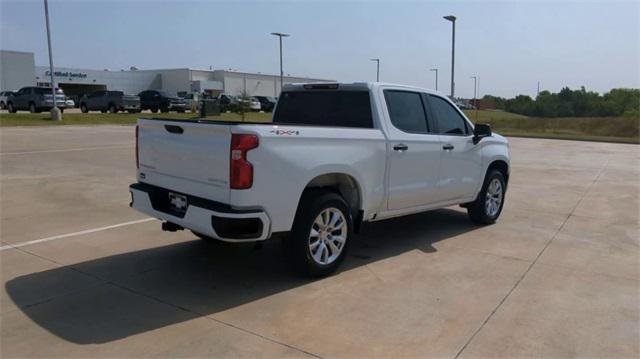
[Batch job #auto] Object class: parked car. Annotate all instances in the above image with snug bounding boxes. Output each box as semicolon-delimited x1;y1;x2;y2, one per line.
182;93;200;112
254;96;277;112
138;90;186;113
0;91;16;109
249;97;261;111
6;87;67;113
65;98;75;108
80;90;141;113
217;93;238;112
130;82;510;277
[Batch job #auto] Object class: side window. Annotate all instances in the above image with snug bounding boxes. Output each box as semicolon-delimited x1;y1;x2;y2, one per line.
429;95;470;135
384;90;429;133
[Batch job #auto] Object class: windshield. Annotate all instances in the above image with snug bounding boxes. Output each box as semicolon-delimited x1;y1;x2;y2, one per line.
157;91;174;97
273;90;373;128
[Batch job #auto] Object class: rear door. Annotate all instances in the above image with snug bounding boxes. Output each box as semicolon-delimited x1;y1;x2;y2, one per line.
137;119;232;202
382;89;442;210
427;94;483;202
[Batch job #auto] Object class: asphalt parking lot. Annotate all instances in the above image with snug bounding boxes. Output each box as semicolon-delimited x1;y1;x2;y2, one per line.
1;125;638;358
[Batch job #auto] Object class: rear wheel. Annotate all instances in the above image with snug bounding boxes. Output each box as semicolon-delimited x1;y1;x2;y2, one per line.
29;102;37;113
467;170;506;225
0;102;5;109
7;102;16;113
150;107;158;113
80;104;88;113
108;104;117;113
284;190;352;277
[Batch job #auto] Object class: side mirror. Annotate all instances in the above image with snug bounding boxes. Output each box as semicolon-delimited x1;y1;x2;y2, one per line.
473;124;492;144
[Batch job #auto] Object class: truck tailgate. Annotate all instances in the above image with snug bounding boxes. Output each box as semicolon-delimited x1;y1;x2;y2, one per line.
137;119;231;203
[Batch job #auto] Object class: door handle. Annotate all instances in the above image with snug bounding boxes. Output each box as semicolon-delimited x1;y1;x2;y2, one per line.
164;125;184;134
393;144;409;151
442;144;454;151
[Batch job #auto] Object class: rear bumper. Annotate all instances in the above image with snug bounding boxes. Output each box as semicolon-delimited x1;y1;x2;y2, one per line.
129;182;270;242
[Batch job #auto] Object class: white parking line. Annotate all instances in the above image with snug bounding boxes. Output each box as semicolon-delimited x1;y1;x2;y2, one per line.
0;145;134;156
0;218;156;251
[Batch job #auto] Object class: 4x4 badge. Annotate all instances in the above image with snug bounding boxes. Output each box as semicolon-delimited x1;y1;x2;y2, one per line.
270;129;299;136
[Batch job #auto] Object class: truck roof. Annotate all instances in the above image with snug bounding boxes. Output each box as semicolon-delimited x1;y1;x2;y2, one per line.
283;82;445;96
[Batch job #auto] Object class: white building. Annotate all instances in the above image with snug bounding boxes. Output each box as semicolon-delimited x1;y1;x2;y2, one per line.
1;50;332;100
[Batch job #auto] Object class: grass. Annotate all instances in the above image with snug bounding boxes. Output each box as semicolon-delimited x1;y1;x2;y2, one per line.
463;110;639;144
1;109;637;144
0;111;272;127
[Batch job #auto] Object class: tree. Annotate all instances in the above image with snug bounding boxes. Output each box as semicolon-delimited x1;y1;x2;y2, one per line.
234;90;252;121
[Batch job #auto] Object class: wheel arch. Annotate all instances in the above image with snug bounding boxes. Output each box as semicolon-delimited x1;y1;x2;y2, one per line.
299;172;364;232
487;159;509;185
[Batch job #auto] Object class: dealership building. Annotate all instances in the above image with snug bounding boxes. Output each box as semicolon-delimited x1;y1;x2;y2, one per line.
0;50;332;100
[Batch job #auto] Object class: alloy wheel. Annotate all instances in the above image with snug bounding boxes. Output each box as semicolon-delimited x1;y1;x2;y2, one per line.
308;207;347;265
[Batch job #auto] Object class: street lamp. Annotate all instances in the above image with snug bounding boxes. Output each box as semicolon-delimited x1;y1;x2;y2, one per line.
470;75;478;120
270;32;290;95
370;58;380;82
443;15;456;99
44;0;60;120
430;68;438;91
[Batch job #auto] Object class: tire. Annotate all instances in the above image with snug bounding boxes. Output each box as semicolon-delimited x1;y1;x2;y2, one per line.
160;105;169;113
29;102;37;113
285;190;353;277
100;109;107;113
467;170;506;225
150;107;158;113
108;104;117;113
80;104;88;113
177;109;185;113
127;110;136;114
7;102;16;113
0;102;5;110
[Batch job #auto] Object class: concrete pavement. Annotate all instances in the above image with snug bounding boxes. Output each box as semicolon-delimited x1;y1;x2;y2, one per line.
1;125;638;357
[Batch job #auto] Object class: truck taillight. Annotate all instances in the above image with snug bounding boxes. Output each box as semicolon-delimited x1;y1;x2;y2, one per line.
135;125;139;169
230;134;259;189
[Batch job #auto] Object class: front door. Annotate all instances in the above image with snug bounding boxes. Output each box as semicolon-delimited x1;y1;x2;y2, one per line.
383;89;442;211
427;95;483;202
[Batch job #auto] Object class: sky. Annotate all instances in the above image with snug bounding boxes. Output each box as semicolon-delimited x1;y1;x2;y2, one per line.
1;0;638;98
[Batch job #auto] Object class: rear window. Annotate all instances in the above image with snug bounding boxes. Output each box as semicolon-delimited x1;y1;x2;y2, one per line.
273;91;373;128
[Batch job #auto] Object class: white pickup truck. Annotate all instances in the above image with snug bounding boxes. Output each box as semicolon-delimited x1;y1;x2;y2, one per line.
130;82;510;276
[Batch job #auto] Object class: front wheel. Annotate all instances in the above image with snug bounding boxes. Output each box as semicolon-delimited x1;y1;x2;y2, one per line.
108;104;117;113
285;190;352;277
467;170;506;225
80;104;88;113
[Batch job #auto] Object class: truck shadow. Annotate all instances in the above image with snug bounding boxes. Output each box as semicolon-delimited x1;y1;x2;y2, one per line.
5;208;477;344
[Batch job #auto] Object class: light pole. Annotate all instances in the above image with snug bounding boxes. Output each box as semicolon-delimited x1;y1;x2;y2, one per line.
471;75;478;120
443;15;456;99
430;68;438;91
270;32;290;95
370;58;380;82
44;0;60;120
